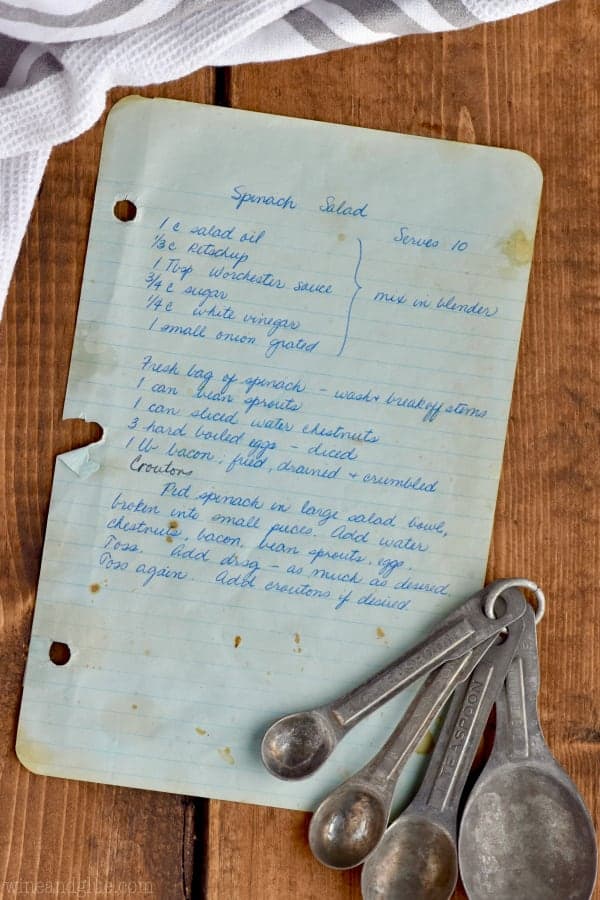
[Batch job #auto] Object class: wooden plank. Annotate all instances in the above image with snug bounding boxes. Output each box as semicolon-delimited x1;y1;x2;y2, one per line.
207;1;600;897
0;73;214;900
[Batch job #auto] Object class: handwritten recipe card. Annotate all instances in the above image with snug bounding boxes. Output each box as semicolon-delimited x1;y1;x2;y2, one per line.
17;98;542;809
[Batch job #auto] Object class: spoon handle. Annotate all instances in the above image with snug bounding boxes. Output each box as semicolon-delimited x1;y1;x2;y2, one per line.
493;604;548;762
408;612;525;829
361;636;497;791
329;584;527;729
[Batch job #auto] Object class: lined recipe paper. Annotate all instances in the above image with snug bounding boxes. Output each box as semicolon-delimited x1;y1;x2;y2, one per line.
16;98;542;810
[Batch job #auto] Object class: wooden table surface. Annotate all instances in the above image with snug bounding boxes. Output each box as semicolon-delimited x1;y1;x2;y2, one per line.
2;1;599;896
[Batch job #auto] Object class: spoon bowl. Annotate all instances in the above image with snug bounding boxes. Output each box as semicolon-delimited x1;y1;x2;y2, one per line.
308;638;501;871
361;816;457;900
459;762;597;900
260;710;337;780
360;613;527;900
309;785;387;869
458;606;598;900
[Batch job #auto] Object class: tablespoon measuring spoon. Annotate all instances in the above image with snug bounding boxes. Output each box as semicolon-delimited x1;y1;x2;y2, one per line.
458;605;597;900
308;633;499;870
262;580;535;780
360;608;526;899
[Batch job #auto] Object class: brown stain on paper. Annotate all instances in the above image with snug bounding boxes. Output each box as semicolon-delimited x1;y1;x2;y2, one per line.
89;583;101;594
195;727;207;736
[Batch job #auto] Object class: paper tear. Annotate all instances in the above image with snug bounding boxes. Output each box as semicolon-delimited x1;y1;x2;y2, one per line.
58;430;105;479
59;445;101;478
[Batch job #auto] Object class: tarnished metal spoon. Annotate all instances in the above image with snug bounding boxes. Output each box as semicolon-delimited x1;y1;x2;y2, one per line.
360;611;525;899
262;581;534;780
458;605;597;900
307;635;499;870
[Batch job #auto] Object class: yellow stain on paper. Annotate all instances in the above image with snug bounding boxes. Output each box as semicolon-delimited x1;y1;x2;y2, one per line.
218;746;235;765
501;229;534;266
415;730;436;755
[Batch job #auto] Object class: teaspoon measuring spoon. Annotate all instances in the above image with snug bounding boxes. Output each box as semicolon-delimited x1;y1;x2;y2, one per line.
308;634;499;870
361;608;525;899
458;605;597;900
262;580;535;780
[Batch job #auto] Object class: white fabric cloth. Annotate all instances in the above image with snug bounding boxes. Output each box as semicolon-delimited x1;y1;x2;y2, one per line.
0;0;558;317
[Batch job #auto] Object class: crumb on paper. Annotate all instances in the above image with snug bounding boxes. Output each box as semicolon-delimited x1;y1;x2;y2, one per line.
195;727;207;736
376;627;385;640
234;635;242;648
218;746;235;765
89;583;101;594
169;519;179;529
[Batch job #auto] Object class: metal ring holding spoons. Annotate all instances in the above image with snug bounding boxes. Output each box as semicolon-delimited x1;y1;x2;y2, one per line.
483;577;545;625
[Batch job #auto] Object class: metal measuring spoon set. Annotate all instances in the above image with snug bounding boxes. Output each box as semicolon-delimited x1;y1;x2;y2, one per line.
261;578;598;899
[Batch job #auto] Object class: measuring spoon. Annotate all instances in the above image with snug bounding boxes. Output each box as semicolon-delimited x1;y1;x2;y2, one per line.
262;580;534;780
308;634;498;870
458;605;597;900
360;610;525;899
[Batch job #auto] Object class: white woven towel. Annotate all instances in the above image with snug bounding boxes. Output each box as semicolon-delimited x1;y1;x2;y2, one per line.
0;0;558;317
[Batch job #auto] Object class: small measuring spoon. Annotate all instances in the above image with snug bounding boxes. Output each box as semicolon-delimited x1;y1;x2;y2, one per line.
262;580;535;780
459;605;597;900
360;610;525;899
308;634;498;870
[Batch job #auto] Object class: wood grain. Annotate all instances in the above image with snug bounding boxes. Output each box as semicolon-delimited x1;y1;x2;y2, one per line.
0;75;214;900
207;2;600;898
2;1;599;898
